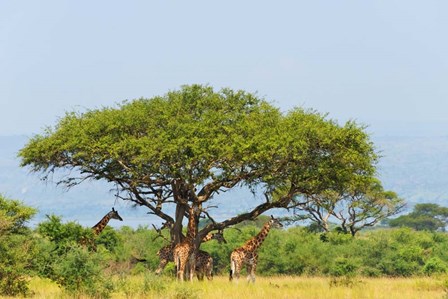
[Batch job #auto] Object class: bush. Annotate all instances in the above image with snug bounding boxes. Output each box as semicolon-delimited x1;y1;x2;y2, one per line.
0;237;34;297
423;257;447;275
329;257;359;277
0;195;36;297
52;244;113;298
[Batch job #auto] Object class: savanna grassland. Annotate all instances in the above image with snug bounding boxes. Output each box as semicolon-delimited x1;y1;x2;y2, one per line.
4;195;448;298
22;275;448;299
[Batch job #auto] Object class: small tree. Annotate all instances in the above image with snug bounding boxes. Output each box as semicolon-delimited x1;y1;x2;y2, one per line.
288;179;404;236
0;194;36;297
35;214;113;297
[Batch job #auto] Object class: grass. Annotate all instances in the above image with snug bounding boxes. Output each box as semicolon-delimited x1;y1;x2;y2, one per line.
3;275;447;299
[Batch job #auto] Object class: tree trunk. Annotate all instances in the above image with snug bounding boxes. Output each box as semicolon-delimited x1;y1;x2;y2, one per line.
172;203;186;244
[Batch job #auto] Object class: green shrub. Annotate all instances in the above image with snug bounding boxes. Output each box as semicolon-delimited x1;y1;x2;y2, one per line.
423;257;447;275
329;257;359;277
0;195;36;297
52;244;113;298
0;236;34;297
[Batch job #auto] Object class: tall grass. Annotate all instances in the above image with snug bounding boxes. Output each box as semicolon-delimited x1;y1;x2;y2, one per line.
10;275;447;299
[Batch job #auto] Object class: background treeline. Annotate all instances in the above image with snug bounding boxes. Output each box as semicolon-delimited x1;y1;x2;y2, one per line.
104;220;448;278
3;194;448;297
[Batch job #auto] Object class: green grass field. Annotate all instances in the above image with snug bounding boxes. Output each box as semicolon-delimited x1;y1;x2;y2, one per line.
12;275;447;299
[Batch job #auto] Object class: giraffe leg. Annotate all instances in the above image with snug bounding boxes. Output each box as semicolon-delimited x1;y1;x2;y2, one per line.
175;254;184;281
231;258;242;283
230;253;242;282
188;254;196;282
249;254;258;283
155;258;168;275
206;257;213;281
197;270;204;281
177;264;184;281
229;257;236;281
246;263;253;283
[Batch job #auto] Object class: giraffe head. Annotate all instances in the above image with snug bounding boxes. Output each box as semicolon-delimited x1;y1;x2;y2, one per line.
92;207;123;235
108;207;123;221
161;221;174;230
211;229;227;244
269;215;283;229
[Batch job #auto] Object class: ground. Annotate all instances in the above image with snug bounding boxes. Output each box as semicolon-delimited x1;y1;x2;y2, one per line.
16;275;448;299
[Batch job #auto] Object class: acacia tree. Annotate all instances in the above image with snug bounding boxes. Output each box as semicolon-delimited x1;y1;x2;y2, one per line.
388;203;448;231
19;85;380;248
293;179;404;236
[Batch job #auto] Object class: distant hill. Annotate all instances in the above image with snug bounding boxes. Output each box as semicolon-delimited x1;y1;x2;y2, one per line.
373;135;448;207
1;134;448;227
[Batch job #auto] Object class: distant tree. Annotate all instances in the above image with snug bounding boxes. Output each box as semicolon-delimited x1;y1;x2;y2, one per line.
0;194;36;235
18;85;380;251
388;203;448;231
287;179;405;236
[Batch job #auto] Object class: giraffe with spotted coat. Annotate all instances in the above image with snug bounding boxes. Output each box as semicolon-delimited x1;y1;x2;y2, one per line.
229;215;282;283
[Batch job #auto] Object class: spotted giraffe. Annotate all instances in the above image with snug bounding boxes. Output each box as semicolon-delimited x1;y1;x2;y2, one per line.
195;250;214;281
81;207;123;250
229;215;283;283
156;230;226;276
173;205;199;281
194;230;226;280
92;207;123;235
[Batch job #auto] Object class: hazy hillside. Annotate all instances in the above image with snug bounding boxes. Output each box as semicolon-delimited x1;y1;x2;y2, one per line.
374;135;448;206
1;134;447;227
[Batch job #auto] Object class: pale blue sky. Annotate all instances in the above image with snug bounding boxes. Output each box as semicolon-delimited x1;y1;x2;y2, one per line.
1;1;447;136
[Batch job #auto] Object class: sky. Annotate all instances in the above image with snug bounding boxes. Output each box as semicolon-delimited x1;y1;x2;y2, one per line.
1;1;448;137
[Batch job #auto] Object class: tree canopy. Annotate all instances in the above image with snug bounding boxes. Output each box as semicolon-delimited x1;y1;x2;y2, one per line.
292;178;404;236
19;84;392;244
388;203;448;231
0;194;36;236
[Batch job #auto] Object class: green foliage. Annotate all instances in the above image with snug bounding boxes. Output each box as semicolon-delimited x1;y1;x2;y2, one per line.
423;257;447;275
0;194;36;235
9;213;448;298
52;244;113;298
195;224;448;279
37;214;93;246
34;214;120;297
18;84;382;242
389;203;448;231
0;234;35;297
328;257;360;287
96;226;121;252
0;195;36;297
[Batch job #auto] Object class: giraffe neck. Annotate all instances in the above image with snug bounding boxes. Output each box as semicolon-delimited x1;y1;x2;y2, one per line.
185;206;197;242
201;233;214;242
92;214;111;235
244;221;272;251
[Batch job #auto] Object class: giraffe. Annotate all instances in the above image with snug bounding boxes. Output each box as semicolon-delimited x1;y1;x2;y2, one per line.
229;215;283;283
173;205;199;281
155;230;226;275
92;207;123;235
81;207;123;250
195;250;214;281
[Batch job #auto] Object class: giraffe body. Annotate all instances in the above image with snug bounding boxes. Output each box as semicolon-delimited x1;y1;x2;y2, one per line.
156;230;226;275
174;241;196;281
173;206;198;281
155;244;174;275
229;216;282;283
195;250;213;281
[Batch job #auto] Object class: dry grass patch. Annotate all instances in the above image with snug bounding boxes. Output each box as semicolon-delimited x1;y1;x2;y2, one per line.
5;275;447;299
